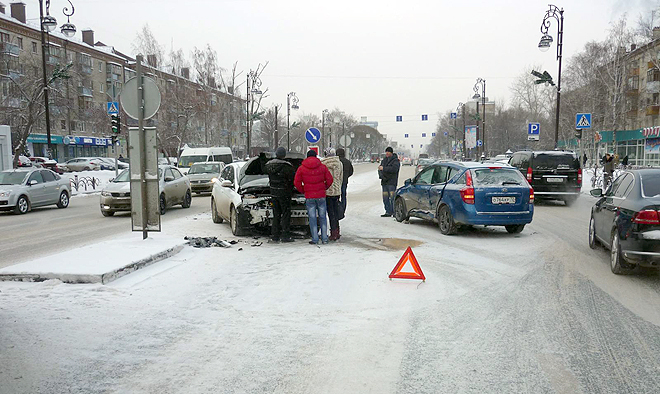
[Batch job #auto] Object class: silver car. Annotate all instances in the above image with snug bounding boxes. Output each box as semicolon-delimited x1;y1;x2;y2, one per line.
0;168;71;214
188;162;225;194
99;165;192;217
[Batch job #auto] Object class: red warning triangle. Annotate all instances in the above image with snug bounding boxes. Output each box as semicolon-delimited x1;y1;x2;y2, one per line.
389;247;425;280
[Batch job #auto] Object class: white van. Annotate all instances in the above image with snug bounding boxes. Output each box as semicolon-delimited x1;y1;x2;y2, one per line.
178;147;233;172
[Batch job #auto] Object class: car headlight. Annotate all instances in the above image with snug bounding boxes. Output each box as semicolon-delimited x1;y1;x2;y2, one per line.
0;191;12;198
101;191;112;197
211;177;218;183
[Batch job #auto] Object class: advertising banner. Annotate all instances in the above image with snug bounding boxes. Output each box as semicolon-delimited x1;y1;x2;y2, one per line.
645;137;660;154
465;126;477;149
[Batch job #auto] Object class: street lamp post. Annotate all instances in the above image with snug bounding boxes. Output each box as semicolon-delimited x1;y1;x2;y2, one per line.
246;70;262;156
38;0;76;159
473;78;486;157
321;109;328;153
539;4;564;148
286;92;299;151
455;102;464;159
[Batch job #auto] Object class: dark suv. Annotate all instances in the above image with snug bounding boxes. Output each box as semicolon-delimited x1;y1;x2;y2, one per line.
509;151;582;205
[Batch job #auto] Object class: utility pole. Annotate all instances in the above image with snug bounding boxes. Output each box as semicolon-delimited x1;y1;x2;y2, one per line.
274;105;278;150
462;104;466;159
38;0;53;159
246;74;250;157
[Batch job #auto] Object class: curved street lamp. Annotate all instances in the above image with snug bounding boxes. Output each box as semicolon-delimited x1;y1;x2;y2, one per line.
539;4;564;148
246;70;263;155
39;0;76;158
287;92;299;150
473;78;486;157
455;102;465;158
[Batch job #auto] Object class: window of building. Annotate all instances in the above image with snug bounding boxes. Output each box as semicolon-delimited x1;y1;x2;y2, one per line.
99;61;102;72
99;83;103;93
654;93;659;105
32;41;37;53
648;68;660;82
16;37;22;50
0;33;9;43
628;76;639;90
61;120;66;130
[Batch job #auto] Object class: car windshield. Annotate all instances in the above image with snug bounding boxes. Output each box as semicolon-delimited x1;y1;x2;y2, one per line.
642;172;660;197
189;163;221;174
178;155;207;167
113;170;130;182
419;159;435;165
472;168;526;186
0;171;28;185
533;153;580;170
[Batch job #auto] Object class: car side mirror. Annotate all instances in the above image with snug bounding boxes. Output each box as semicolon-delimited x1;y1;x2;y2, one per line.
109;178;114;183
164;176;174;182
590;188;603;197
221;180;233;188
29;180;37;186
404;178;411;186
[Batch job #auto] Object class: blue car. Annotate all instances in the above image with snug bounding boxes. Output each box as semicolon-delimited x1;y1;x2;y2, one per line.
394;161;534;234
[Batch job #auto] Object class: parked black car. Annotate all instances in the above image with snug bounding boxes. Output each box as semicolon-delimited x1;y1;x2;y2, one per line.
589;169;660;274
509;150;581;205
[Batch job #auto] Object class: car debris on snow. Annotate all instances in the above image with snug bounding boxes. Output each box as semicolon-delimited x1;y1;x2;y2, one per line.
184;236;233;248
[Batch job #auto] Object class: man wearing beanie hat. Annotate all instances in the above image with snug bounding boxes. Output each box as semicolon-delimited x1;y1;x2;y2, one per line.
295;149;333;244
265;147;296;242
378;146;400;217
321;148;343;241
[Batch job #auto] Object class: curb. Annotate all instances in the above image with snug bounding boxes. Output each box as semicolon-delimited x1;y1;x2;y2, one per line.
0;243;185;285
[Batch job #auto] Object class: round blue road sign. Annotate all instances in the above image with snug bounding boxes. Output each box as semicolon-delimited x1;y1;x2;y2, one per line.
305;127;321;144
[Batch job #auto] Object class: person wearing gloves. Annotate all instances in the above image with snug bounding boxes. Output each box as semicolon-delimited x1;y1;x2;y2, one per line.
321;148;343;241
265;147;296;243
294;150;333;245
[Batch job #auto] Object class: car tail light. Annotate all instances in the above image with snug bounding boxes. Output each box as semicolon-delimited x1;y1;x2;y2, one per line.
526;167;532;182
633;210;660;225
577;168;582;185
529;188;534;204
460;170;475;204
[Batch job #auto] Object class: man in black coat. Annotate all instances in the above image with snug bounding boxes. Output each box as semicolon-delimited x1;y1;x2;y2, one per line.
265;147;296;242
378;147;400;217
336;148;353;221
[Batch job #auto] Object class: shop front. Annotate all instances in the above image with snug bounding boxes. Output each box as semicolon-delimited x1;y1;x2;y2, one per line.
560;128;660;167
26;134;112;162
27;134;65;161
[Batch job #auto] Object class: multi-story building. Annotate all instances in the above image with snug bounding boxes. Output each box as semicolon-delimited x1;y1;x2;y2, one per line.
0;2;244;163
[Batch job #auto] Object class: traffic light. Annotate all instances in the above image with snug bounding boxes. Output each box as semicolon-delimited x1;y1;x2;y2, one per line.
111;114;120;134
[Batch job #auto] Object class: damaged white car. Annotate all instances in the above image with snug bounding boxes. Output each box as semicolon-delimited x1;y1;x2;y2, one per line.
210;152;309;236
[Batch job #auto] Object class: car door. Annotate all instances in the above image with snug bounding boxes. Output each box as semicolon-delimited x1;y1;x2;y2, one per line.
217;165;235;219
597;173;634;243
409;166;436;218
162;168;178;205
171;167;186;202
40;170;60;204
427;165;450;216
26;171;48;206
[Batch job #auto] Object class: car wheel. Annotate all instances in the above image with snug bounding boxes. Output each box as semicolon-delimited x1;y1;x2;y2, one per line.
588;215;598;249
160;194;167;215
211;198;223;224
56;191;69;208
182;190;192;208
230;205;247;236
394;197;409;223
83;166;90;171
437;205;457;235
14;195;29;214
505;224;525;234
101;210;115;217
611;230;633;274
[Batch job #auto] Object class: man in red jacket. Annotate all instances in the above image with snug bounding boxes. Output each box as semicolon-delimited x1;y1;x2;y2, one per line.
294;150;334;244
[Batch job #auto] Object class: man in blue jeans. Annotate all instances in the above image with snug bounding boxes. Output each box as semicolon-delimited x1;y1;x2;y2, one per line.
294;150;334;244
378;147;400;217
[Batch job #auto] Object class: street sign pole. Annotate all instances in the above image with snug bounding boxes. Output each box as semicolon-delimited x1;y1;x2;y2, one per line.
137;55;148;240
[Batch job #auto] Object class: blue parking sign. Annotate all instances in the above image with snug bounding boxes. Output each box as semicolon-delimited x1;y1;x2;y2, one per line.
528;123;540;141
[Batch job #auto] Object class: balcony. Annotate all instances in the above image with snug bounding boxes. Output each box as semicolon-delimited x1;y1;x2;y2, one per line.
0;42;19;57
78;63;92;74
646;105;660;116
647;81;660;93
629;67;640;76
626;87;639;95
47;55;60;66
106;72;120;82
77;86;93;97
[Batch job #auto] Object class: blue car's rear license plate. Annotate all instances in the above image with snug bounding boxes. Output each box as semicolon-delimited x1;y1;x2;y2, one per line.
492;197;516;204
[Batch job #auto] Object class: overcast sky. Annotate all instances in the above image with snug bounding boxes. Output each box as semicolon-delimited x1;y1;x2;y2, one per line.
24;0;657;153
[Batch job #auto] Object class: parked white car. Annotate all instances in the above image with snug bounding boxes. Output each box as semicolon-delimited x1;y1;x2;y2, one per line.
63;157;102;172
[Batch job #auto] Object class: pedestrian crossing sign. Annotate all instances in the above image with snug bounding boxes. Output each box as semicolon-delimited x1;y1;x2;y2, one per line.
389;246;425;280
107;101;119;115
576;113;591;129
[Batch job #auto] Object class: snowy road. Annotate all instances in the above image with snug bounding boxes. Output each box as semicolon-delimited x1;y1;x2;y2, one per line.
2;163;660;393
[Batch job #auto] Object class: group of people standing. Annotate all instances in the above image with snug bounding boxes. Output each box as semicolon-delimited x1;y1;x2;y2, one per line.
265;147;354;245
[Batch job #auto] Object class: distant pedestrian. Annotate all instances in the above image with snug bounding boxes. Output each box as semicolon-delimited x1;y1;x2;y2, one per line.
582;153;587;167
265;147;296;243
322;148;343;241
378;147;400;217
294;150;333;245
622;155;629;167
336;147;354;221
603;153;615;188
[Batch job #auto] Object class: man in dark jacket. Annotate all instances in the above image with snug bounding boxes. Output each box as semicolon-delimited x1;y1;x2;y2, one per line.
378;147;400;217
265;147;296;243
336;148;353;221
